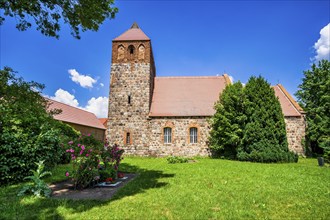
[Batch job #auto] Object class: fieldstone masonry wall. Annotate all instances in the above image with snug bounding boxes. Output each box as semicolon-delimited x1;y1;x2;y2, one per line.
147;117;210;157
108;63;151;154
284;116;305;155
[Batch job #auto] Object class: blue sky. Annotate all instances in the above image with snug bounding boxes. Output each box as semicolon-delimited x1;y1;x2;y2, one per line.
1;0;329;118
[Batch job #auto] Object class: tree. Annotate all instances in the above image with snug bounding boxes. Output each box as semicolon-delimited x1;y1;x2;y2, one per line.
209;76;298;163
0;67;78;185
295;60;330;160
237;76;296;163
0;0;118;39
209;82;246;158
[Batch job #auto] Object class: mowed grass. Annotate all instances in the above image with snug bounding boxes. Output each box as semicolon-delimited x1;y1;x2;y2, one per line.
1;158;329;219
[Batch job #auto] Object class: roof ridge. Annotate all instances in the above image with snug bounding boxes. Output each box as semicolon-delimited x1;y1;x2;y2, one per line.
155;76;225;79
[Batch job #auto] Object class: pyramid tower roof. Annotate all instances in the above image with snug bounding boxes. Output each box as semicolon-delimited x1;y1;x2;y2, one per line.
113;22;150;41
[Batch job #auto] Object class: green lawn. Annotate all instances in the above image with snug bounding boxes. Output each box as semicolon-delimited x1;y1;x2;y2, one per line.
1;158;329;219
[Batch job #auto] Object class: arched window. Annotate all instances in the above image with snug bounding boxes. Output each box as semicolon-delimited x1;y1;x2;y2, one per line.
164;127;172;144
190;127;198;144
117;45;125;60
128;45;135;55
138;44;145;60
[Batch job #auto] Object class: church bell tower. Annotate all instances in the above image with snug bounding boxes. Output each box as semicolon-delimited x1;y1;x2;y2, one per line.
107;23;155;154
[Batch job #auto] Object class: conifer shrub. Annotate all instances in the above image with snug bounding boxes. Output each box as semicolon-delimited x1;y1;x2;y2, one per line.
209;76;298;163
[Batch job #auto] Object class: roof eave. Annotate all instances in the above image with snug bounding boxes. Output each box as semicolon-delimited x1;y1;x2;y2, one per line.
60;119;106;130
277;84;304;114
112;39;150;42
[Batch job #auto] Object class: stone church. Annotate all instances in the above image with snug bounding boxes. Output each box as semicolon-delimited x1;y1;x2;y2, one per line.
107;23;305;157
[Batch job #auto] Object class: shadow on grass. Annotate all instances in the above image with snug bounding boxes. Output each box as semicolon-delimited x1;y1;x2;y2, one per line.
1;163;174;219
111;162;175;201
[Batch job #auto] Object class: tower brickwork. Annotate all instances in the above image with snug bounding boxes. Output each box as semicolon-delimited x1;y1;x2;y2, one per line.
107;23;155;155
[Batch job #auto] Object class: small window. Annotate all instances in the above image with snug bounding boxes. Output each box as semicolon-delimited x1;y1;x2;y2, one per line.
128;95;131;104
128;45;135;55
164;127;172;144
126;132;130;145
190;127;198;144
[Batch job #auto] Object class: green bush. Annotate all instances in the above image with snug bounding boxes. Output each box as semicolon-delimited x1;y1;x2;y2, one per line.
0;67;80;185
209;76;298;163
167;156;189;164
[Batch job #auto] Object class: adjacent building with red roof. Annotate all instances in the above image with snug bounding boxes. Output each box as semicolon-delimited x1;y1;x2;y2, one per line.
107;23;305;156
46;98;106;141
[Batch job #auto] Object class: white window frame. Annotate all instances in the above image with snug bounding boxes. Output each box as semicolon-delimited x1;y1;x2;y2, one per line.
190;127;198;144
164;127;172;144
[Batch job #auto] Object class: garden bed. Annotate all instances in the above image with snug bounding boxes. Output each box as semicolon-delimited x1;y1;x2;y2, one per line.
49;173;137;200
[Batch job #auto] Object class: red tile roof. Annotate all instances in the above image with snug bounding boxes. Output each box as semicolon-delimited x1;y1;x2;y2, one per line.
149;76;302;117
149;76;229;117
273;85;303;117
98;118;108;127
46;98;106;130
113;22;150;41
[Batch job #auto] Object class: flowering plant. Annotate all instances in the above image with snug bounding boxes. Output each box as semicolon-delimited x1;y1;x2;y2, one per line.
65;134;124;189
105;177;114;183
117;172;125;178
101;142;124;173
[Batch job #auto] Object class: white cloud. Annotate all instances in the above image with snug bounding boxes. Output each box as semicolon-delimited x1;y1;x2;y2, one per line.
84;97;109;118
50;89;108;118
100;83;104;87
51;88;79;107
313;23;330;62
68;69;97;88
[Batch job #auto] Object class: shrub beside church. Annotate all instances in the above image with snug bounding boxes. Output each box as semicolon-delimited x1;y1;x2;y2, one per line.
209;76;298;163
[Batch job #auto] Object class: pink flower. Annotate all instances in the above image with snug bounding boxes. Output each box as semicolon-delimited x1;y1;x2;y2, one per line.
65;171;69;177
81;145;85;150
88;149;92;152
86;154;89;157
68;141;73;145
87;133;91;136
79;150;83;155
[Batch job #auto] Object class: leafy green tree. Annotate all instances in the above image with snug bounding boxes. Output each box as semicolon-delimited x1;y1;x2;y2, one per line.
0;67;78;185
238;76;296;162
209;82;246;158
0;0;118;39
295;60;330;160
